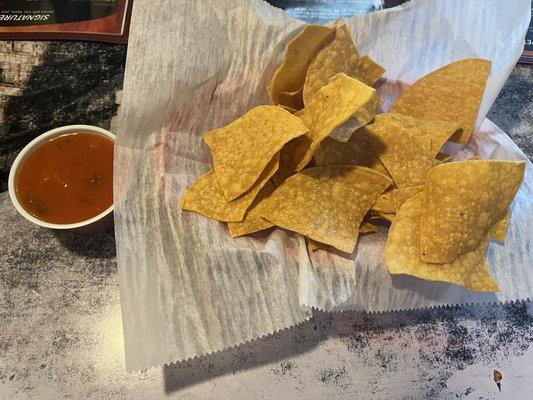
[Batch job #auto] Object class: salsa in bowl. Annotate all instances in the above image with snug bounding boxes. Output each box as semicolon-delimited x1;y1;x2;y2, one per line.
8;125;115;232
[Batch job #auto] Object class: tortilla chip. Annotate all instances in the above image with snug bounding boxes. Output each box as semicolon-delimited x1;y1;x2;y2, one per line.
181;154;279;222
303;21;384;105
372;185;425;214
267;24;335;110
386;194;499;292
490;211;509;243
373;113;462;158
307;221;375;251
307;212;378;252
367;121;434;188
358;55;386;86
390;59;491;144
420;160;525;263
227;181;276;237
282;73;381;171
260;166;391;253
205;105;308;200
392;186;425;210
372;191;396;214
305;206;378;252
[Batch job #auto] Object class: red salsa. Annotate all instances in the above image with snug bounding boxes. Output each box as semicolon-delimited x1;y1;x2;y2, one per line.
16;132;114;224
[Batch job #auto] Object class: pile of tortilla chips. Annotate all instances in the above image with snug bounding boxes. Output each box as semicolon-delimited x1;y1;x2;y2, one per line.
181;20;525;293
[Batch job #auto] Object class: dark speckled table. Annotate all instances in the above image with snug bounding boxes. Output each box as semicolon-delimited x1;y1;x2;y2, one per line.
1;6;533;400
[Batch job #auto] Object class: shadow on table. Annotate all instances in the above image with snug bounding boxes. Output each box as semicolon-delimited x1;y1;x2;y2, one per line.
53;228;116;260
0;41;126;192
163;316;324;393
164;301;530;393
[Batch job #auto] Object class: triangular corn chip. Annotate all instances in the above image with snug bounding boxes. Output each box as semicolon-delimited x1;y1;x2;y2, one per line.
227;181;276;237
268;24;335;110
282;73;381;171
303;21;384;105
386;193;499;292
261;166;391;253
420;160;525;263
390;59;491;144
366;121;434;188
181;154;279;222
205;105;308;200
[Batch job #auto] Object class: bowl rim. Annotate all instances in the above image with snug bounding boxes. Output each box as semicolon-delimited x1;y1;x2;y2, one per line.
8;124;115;230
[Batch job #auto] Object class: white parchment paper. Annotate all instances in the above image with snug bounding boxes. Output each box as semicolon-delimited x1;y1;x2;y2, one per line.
115;0;532;371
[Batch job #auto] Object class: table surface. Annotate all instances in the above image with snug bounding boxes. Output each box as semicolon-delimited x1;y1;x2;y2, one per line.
1;4;533;400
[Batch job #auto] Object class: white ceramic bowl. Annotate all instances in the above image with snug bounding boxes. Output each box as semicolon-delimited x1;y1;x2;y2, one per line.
8;125;115;233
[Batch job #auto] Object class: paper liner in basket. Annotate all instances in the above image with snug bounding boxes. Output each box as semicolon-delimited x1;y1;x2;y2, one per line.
114;0;532;371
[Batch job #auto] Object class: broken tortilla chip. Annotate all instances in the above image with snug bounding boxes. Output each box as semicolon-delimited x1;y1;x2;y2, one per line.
268;24;335;110
386;193;499;292
367;121;434;188
390;59;491;144
227;181;276;237
181;154;279;222
420;160;525;263
282;73;381;171
204;105;308;200
260;166;391;253
303;21;384;105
